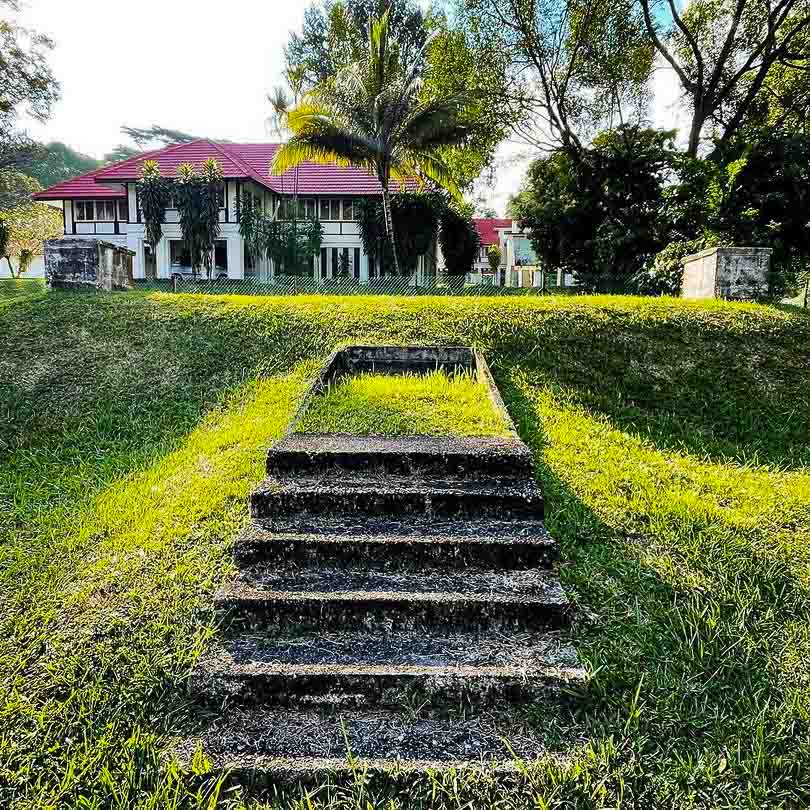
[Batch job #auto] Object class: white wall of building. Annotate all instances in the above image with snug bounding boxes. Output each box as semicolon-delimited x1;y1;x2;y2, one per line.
0;254;46;278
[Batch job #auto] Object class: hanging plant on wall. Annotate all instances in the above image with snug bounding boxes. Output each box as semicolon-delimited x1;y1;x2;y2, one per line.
238;191;323;277
138;160;172;248
357;192;442;276
174;159;224;280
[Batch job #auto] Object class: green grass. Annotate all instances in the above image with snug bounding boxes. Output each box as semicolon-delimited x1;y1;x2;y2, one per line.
295;369;511;437
1;290;810;808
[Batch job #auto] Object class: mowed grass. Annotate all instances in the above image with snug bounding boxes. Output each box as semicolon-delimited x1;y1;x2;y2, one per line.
1;289;809;808
296;369;511;437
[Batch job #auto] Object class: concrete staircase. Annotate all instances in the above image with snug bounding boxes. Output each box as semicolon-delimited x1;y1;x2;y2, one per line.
174;432;585;790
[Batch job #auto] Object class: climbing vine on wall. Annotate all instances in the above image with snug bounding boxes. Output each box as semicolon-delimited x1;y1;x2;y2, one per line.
356;192;443;275
238;192;324;276
138;160;172;249
173;159;224;280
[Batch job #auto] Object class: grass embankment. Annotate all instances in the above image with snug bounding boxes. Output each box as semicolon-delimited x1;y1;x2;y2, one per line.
296;369;510;437
1;290;809;808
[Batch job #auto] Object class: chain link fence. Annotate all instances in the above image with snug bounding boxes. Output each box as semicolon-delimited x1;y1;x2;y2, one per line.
131;274;570;297
0;275;583;301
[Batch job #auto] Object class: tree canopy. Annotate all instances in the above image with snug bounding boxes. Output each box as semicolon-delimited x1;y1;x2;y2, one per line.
283;0;513;191
272;8;475;274
0;2;60;206
511;126;677;291
639;0;810;157
0;199;62;276
27;142;101;188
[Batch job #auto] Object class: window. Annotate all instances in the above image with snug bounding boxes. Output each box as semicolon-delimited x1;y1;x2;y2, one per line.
170;240;192;273
295;198;316;220
320;199;330;220
74;200;126;221
342;199;353;221
214;241;228;276
101;201;118;221
74;201;93;221
330;199;341;221
216;184;226;210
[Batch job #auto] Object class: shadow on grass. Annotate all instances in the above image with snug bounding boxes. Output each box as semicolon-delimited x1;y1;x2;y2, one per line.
495;362;810;805
491;309;810;472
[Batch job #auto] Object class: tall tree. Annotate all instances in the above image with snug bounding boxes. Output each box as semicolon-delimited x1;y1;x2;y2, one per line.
0;199;61;276
271;9;473;275
511;125;677;291
285;0;429;89
174;159;224;280
639;0;810;157
0;1;60;202
284;0;513;190
457;0;654;156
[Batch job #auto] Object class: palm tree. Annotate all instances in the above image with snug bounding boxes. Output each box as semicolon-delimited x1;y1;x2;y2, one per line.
270;9;472;275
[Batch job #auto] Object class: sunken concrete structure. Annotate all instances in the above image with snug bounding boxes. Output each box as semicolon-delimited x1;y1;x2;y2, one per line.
44;237;134;291
174;346;585;792
681;246;773;301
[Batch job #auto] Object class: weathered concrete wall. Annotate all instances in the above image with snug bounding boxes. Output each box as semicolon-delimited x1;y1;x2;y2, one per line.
45;238;134;291
681;247;773;301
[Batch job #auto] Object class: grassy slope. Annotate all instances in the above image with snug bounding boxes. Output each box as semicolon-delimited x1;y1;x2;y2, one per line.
296;370;510;437
1;291;809;809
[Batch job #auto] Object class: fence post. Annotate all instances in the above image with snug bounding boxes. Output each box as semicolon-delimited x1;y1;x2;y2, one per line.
172;275;178;294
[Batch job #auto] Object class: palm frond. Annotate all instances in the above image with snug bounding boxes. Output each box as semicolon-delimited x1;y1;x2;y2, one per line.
401;152;462;201
271;132;377;176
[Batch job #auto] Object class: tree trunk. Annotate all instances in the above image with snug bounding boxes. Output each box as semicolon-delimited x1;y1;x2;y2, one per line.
687;110;704;158
381;184;400;276
803;274;809;309
5;256;16;278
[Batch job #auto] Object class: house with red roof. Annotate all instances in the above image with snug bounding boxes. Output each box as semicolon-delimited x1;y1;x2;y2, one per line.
470;218;577;289
33;139;420;283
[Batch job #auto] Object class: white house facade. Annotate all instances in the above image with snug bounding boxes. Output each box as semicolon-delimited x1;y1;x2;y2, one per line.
33;139;429;284
470;218;578;289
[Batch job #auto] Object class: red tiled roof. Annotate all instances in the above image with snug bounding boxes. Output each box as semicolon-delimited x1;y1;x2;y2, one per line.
34;139;418;200
231;143;415;195
32;165;126;200
474;219;514;246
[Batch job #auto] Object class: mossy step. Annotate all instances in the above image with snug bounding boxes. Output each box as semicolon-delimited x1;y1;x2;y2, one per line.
171;707;554;791
216;566;570;633
250;475;544;521
192;630;585;710
267;433;533;479
233;517;558;569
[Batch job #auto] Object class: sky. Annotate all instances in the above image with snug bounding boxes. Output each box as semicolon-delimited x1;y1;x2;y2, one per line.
14;0;685;217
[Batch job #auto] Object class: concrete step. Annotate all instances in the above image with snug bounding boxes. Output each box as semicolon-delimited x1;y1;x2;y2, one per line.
171;707;550;790
250;474;544;521
192;630;585;710
267;434;534;480
216;566;570;633
233;517;557;570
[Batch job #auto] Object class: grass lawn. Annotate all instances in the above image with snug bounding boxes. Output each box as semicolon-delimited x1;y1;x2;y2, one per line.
1;290;809;808
295;369;511;437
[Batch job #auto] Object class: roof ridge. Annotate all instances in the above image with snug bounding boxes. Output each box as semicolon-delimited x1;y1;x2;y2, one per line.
209;141;275;191
94;138;225;181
